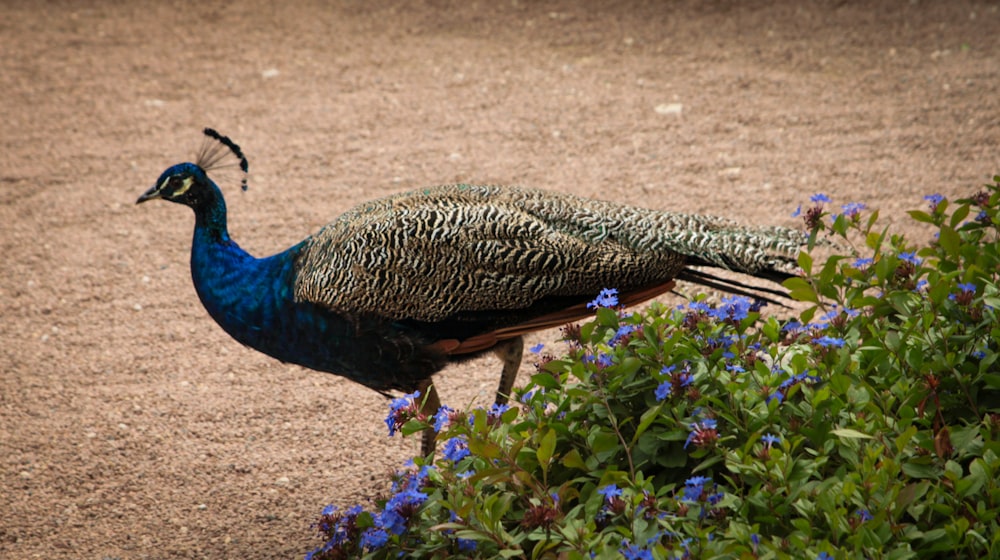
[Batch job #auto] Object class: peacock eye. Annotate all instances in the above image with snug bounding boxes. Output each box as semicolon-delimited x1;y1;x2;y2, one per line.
168;176;184;189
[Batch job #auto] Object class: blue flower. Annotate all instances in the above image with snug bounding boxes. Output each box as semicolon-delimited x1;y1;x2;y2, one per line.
587;288;619;309
957;282;977;294
391;465;433;494
817;553;834;560
678;371;694;387
611;324;639;346
385;391;420;436
706;334;737;357
529;342;544;353
596;352;614;368
377;509;408;535
707;491;724;506
781;320;803;333
897;251;923;265
684;419;718;449
655;381;672;401
597;484;622;501
924;193;945;210
841;202;866;218
686;300;712;314
710;295;753;322
442;436;470;462
761;433;781;447
433;405;454;433
856;508;873;522
816;306;859;329
488;402;510;419
360;528;389;549
682;476;711;501
780;372;821;390
811;193;832;203
852;257;873;270
685;475;712;487
385;488;427;510
814;335;845;348
619;540;654;560
751;533;760;546
792;205;802;218
457;537;478;552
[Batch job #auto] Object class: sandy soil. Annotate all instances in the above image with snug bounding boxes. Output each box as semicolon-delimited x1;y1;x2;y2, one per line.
2;1;999;558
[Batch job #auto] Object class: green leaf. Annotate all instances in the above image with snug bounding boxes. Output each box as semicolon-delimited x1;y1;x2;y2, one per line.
400;419;426;437
950;204;971;228
537;428;557;470
830;428;872;440
632;404;662;444
589;430;620;461
895;425;918;453
938;224;962;258
982;374;1000;390
531;371;562;390
902;459;939;479
798;250;814;275
595;307;619;328
468;437;502;459
908;209;936;224
560;448;587;470
784;277;819;304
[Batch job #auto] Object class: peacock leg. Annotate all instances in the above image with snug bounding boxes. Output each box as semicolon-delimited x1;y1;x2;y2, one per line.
492;336;524;406
416;378;442;457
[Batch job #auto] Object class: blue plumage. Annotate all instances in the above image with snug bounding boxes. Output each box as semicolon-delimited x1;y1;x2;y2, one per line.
144;162;446;394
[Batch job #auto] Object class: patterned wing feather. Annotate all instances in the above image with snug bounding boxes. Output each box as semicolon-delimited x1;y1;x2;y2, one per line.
293;184;806;321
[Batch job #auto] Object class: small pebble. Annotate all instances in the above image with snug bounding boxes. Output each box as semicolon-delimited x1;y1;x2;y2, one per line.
654;103;683;116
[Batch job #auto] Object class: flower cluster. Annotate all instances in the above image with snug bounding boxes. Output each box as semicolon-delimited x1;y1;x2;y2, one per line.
306;466;432;558
655;363;694;402
794;193;867;231
766;370;821;405
385;391;421;436
677;475;725;520
924;193;945;211
684;418;719;449
441;435;470;463
588;287;620;309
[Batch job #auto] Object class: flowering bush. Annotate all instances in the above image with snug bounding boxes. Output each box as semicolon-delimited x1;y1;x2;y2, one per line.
307;176;1000;559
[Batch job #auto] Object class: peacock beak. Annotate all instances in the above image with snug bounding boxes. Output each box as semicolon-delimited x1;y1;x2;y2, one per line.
136;185;162;204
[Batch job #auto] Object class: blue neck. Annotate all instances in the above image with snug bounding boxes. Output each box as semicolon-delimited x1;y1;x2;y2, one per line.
182;181;435;392
188;185;302;353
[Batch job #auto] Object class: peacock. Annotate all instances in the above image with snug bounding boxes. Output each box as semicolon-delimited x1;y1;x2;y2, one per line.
137;129;809;455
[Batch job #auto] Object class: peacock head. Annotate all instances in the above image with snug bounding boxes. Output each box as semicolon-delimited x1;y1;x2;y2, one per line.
136;129;249;209
137;163;214;207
